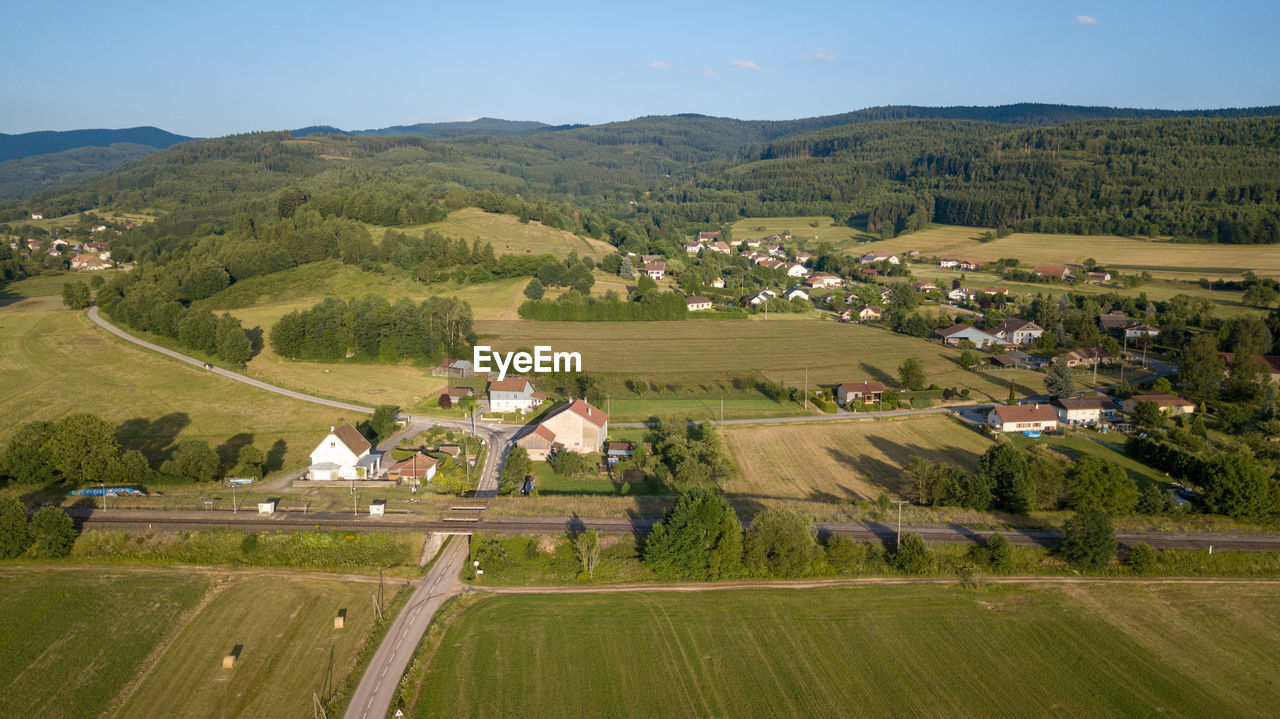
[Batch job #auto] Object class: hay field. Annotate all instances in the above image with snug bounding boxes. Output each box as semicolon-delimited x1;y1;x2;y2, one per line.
409;207;614;258
721;415;993;500
866;225;1280;278
731;215;873;245
404;583;1280;718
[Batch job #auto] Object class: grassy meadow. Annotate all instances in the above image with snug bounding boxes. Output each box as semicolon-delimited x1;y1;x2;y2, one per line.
0;567;208;719
398;207;614;258
0;285;340;471
731;215;874;245
403;583;1280;719
721;415;993;500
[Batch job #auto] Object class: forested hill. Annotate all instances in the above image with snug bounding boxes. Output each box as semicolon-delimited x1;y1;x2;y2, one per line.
0;126;192;163
294;117;555;139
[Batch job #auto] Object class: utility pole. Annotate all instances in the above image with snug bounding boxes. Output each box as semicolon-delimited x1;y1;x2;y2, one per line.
804;362;809;410
232;481;237;514
1120;333;1128;386
101;480;106;511
892;500;909;549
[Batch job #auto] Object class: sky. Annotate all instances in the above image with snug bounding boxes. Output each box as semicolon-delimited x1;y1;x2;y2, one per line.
3;0;1278;137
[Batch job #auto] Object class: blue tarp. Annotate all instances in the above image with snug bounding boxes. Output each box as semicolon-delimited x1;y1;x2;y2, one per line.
1021;430;1042;438
67;487;144;496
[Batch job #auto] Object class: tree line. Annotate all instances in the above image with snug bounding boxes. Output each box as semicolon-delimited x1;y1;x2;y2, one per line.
269;294;474;363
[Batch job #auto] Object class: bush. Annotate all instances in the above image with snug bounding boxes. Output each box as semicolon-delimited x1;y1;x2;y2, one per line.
28;507;76;558
967;532;1014;571
823;536;868;574
0;497;33;559
893;532;935;574
1126;542;1156;574
743;509;817;578
643;489;742;580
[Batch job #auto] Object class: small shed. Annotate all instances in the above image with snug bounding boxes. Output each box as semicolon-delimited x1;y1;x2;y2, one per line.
257;500;276;515
369;500;385;517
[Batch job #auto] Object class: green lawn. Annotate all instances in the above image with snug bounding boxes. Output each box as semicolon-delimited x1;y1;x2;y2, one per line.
404;584;1280;718
0;568;208;719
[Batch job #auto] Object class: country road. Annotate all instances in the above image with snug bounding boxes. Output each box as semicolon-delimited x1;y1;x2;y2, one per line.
344;537;467;719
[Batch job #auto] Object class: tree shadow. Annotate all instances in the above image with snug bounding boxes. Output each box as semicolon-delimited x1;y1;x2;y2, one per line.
265;439;288;473
114;413;190;468
245;326;265;358
857;362;895;386
217;433;255;475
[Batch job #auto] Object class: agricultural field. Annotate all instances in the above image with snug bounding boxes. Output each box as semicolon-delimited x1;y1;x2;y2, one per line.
117;574;382;719
0;285;338;471
0;567;207;719
475;316;1049;405
398;207;614;258
721;415;993;500
865;224;1280;279
403;583;1280;719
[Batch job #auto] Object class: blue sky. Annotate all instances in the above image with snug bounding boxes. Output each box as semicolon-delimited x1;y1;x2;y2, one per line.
3;0;1278;136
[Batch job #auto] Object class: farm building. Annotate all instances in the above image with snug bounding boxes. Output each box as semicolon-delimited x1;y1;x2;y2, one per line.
986;404;1059;433
432;358;474;378
1033;265;1071;280
992;350;1048;369
515;399;609;461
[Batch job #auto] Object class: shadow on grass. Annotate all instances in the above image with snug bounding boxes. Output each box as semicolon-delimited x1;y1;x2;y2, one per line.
114;413;190;468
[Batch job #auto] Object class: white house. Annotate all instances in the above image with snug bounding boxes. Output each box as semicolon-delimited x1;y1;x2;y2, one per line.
685;296;712;311
991;318;1044;346
785;262;809;278
1125;324;1160;340
860;250;900;264
488;378;546;413
948;287;978;303
804;273;843;289
710;277;726;289
707;241;732;255
684;242;702;254
938;258;960;269
986;404;1059;432
308;424;382;480
785;288;809;301
856;304;882;320
641;262;666;280
1050;397;1118;425
515;399;609;461
936;323;1009;349
30;213;43;220
1121;393;1194;416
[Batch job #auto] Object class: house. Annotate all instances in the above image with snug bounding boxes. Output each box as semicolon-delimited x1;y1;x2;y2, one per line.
308;424;382;480
744;238;761;248
856;304;882;320
759;259;784;271
1061;347;1114;368
437;387;475;409
938;258;960;269
437;445;462;460
91;224;108;233
685;296;713;311
515;399;609;461
911;281;939;292
948;287;978;303
1033;265;1071;280
85;240;108;252
993;350;1048;369
386;453;438;483
1051;396;1119;425
488;378;546;413
936;323;1009;349
710;277;726;289
432;358;474;378
803;273;843;289
794;251;813;264
1125;324;1160;340
1218;353;1280;383
1086;271;1112;282
836;381;885;406
697;231;720;241
990;318;1044;346
766;245;787;258
981;286;1008;295
684;242;702;254
785;288;809;301
1121;393;1195;415
71;254;112;271
641;262;666;280
785;262;809;277
30;213;43;220
641;254;663;264
986;404;1059;432
1099;311;1129;332
744;290;777;307
708;241;732;255
958;260;980;271
860;250;900;264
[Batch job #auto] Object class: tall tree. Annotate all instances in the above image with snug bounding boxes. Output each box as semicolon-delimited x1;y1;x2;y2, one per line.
898;356;926;391
0;497;32;559
978;444;1030;513
61;280;90;309
643;488;742;580
1178;333;1224;401
1059;508;1116;569
214;313;252;365
743;509;817;578
1044;357;1075;398
45;414;121;486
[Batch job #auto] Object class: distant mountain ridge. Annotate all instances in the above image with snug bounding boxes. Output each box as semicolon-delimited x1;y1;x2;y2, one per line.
0;126;193;163
293;117;556;139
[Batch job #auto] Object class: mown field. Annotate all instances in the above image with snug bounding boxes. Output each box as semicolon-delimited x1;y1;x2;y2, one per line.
475;317;1048;404
867;224;1280;279
399;207;614;258
117;574;381;718
0;290;340;470
404;583;1280;719
0;568;208;719
731;215;873;245
721;415;993;500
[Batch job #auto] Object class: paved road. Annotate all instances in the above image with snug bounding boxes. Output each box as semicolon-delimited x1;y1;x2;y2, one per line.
344;537;468;719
